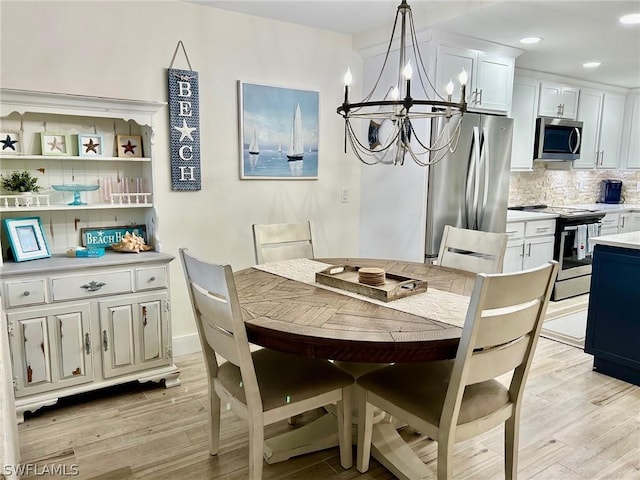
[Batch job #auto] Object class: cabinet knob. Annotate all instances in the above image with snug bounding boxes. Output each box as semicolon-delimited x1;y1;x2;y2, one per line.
23;291;30;297
149;276;156;282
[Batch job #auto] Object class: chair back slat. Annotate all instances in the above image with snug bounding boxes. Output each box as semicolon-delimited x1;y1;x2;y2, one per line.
474;300;541;348
191;283;241;365
253;221;314;264
260;243;314;264
466;336;530;384
481;266;553;309
438;225;508;274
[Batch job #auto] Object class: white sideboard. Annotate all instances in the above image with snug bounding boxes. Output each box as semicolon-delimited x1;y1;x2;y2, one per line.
2;253;179;422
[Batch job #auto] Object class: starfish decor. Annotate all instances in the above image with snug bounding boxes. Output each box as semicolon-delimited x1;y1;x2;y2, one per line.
1;134;18;151
47;136;65;152
122;140;137;154
83;138;100;153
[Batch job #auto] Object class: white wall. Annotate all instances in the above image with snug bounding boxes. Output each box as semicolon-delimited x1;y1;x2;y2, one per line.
0;1;363;351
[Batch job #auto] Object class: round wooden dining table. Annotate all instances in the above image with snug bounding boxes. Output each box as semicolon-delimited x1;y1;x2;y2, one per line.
235;257;476;363
233;257;478;480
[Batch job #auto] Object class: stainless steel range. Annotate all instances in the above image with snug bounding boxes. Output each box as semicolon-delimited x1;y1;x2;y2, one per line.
509;205;605;300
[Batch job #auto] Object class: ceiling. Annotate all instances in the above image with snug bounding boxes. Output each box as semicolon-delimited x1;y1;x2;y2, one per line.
192;1;640;89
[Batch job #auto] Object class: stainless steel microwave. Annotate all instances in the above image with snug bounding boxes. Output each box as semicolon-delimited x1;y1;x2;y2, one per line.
534;117;583;161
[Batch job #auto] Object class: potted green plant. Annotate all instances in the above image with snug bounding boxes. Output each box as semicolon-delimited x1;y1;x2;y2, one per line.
1;170;42;193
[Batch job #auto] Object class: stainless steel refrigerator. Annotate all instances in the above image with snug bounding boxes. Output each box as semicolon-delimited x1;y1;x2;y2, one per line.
424;113;513;261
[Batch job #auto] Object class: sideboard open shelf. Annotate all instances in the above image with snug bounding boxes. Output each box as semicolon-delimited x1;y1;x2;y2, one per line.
0;89;180;421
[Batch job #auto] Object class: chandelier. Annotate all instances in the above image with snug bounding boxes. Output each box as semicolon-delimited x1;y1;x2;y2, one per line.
337;0;468;166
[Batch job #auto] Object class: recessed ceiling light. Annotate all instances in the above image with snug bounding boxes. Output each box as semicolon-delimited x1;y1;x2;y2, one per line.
583;62;602;68
520;36;542;44
619;13;640;24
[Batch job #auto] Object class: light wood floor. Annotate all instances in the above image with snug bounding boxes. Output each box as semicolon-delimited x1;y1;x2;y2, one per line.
13;337;640;480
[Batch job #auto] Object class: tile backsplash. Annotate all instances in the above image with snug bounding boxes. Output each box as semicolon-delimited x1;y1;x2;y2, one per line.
509;165;640;206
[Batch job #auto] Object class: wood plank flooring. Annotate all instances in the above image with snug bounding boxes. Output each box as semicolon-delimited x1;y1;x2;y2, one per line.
12;338;640;480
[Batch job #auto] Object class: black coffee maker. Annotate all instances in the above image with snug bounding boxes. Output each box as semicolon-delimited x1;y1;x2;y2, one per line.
598;179;623;204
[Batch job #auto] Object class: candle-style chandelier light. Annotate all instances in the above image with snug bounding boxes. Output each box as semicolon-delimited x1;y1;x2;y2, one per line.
337;0;468;166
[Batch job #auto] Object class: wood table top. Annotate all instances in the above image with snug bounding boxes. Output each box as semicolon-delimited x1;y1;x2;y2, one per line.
235;258;477;363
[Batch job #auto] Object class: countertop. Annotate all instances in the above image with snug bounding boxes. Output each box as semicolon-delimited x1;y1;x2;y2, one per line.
507;203;640;223
507;210;559;222
589;231;640;250
566;203;640;212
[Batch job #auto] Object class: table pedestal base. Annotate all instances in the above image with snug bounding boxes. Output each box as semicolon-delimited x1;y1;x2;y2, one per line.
263;412;340;464
371;423;430;480
263;410;429;480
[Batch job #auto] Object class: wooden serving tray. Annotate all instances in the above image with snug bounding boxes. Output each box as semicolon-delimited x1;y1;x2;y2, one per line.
315;265;428;302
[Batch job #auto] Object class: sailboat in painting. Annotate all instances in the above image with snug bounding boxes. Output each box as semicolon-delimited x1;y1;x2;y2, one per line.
287;102;304;161
249;128;260;155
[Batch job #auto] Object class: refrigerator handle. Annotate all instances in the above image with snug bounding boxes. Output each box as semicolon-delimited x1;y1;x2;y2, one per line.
471;126;482;229
477;127;490;228
464;128;478;228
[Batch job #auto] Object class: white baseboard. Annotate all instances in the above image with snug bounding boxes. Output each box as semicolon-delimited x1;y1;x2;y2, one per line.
172;333;202;357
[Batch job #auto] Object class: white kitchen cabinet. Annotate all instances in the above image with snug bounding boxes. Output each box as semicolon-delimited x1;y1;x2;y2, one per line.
510;77;540;170
538;82;579;119
436;44;514;113
2;255;178;422
599;212;620;236
618;212;640;233
503;218;556;273
626;94;640;169
574;90;625;169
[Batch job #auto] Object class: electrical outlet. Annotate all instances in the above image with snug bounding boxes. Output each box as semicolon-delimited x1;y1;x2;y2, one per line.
340;187;349;203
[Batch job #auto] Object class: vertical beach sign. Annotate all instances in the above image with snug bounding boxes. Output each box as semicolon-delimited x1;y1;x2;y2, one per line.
168;63;201;191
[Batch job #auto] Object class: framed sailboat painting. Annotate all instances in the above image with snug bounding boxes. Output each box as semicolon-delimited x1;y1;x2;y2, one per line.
239;81;319;179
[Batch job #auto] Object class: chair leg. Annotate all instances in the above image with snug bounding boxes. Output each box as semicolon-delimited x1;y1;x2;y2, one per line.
505;415;519;480
437;434;454;480
248;419;265;480
356;387;374;473
337;388;353;469
209;387;221;456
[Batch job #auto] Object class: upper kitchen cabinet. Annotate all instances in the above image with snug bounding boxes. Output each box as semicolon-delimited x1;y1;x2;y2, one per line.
510;77;540;170
538;82;579;119
435;44;514;113
625;93;640;169
574;90;625;169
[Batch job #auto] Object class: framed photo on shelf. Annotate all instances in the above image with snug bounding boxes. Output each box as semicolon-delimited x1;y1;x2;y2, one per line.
116;135;143;158
80;224;147;248
0;131;22;154
77;134;103;157
2;216;51;262
238;81;319;179
40;132;71;156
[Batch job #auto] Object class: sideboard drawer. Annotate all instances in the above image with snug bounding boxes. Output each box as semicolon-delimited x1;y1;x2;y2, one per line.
135;266;167;291
4;280;46;307
51;271;133;301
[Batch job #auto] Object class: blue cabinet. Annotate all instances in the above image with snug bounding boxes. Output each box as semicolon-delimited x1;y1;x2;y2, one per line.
584;245;640;385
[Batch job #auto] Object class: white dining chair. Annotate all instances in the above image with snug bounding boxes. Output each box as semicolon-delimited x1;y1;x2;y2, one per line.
438;224;509;273
252;221;314;264
179;248;353;479
356;261;559;480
